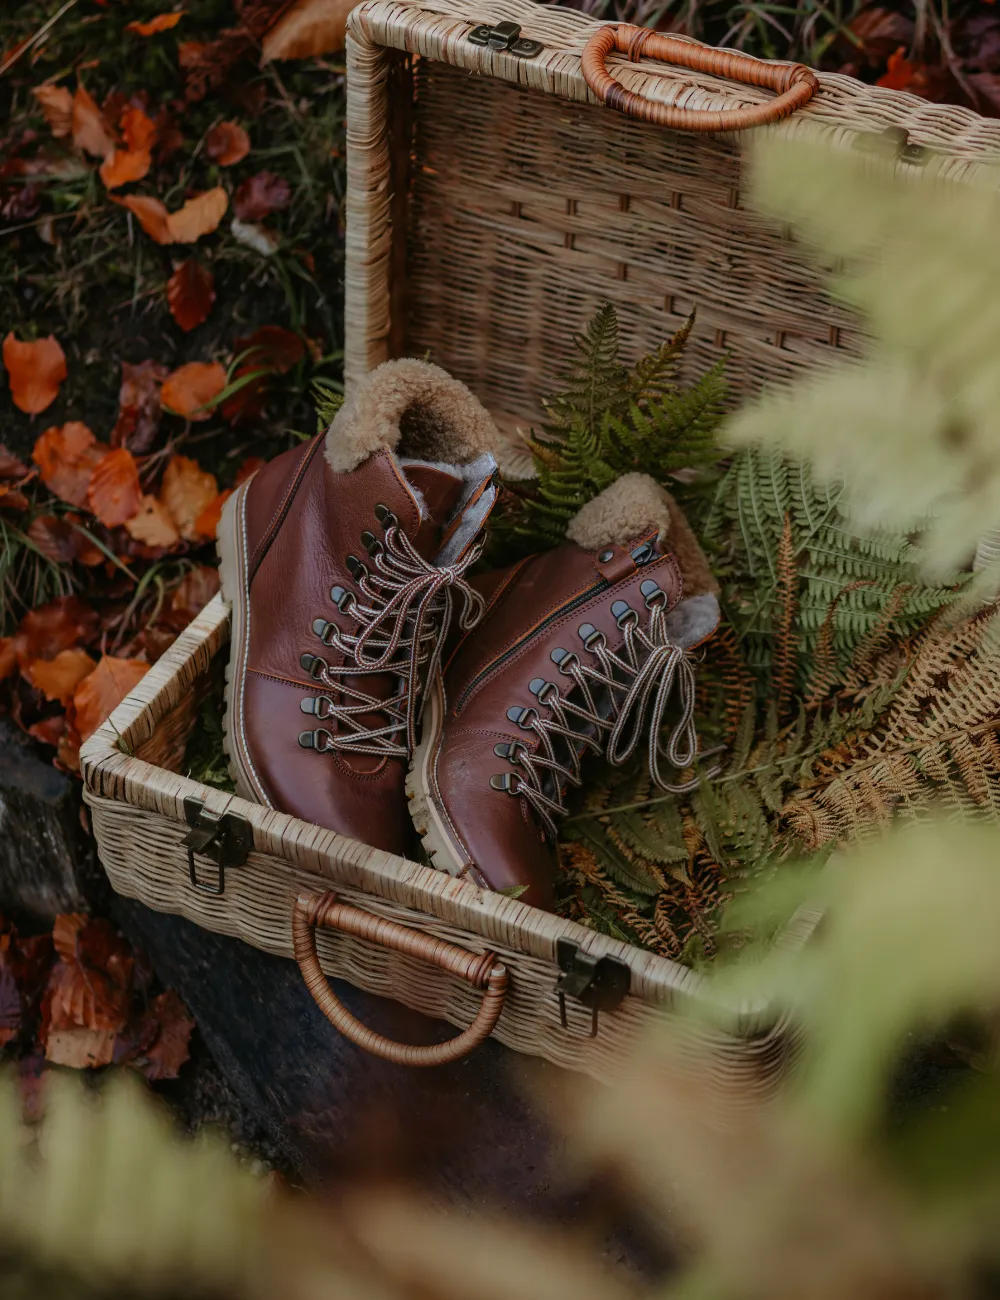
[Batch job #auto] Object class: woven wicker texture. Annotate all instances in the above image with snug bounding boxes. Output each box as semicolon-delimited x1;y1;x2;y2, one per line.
82;596;793;1082
344;0;1000;437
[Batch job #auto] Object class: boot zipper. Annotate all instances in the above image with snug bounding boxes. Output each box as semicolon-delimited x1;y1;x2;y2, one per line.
455;577;609;713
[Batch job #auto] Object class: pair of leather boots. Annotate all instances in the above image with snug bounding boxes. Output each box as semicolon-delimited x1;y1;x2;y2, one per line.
217;361;720;911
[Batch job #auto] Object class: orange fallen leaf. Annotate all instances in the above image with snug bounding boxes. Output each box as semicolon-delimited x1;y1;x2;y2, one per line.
121;105;158;153
161;362;226;421
206;120;250;166
127;11;185;36
28;648;96;704
114;193;172;243
33;84;73;138
137;989;195;1080
166;187;228;242
72;84;116;158
124;494;181;548
87;447;142;527
877;46;916;90
32;422;108;508
193;488;232;540
161;454;219;540
99;147;152;190
3;334;68;415
73;655;148;742
261;0;354;61
166;260;215;331
45;1027;116;1069
29;714;67;748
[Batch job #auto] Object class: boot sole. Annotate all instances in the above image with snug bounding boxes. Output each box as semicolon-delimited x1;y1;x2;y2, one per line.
406;675;475;881
217;483;273;808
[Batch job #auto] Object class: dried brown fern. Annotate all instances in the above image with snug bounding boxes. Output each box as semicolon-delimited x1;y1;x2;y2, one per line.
771;513;799;721
783;606;1000;851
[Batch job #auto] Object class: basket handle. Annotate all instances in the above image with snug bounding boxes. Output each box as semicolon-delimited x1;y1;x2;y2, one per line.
581;25;818;132
292;891;508;1066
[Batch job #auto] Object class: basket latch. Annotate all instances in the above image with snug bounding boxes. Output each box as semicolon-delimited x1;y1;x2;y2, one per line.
468;21;543;58
851;124;930;167
181;797;253;897
555;938;630;1038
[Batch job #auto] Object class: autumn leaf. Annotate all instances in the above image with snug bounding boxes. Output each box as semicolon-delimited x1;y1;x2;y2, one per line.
193;489;232;540
165;565;220;626
127;11;185;36
112;359;168;454
877;46;917;90
3;333;68;414
206;120;250;165
167;260;215;331
32;83;73;138
0;444;30;480
261;0;354;61
233;171;290;221
0;485;29;512
13;595;99;669
0;639;16;682
161;361;226;420
72;84;116;158
45;1028;116;1069
99;147;152;190
121;105;158;153
238;324;304;373
124;494;181;549
72;655;148;741
161;454;219;539
0;961;21;1048
32;422;108;508
28;648;96;704
27;514;83;563
87;447;142;527
136;989;194;1080
166;187;228;242
29;714;68;748
115;193;172;243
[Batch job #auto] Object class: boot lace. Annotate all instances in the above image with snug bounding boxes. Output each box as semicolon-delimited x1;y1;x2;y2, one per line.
300;507;485;760
495;582;712;838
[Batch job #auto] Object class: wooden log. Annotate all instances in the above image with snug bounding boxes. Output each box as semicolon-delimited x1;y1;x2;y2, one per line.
112;894;669;1271
0;719;107;918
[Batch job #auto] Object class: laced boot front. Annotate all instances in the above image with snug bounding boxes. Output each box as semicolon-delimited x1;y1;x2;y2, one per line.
407;474;720;909
218;359;500;856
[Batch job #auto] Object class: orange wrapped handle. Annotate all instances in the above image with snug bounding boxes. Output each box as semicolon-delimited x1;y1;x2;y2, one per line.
292;892;508;1066
581;25;818;131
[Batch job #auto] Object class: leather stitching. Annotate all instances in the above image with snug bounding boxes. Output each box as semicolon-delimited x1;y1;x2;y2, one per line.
248;434;325;581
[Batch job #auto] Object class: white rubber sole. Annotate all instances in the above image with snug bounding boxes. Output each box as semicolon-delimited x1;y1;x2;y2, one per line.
405;674;471;879
216;484;271;808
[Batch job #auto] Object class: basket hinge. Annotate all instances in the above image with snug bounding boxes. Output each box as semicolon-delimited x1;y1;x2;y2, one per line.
181;797;253;897
468;21;543;58
555;938;630;1038
851;124;931;167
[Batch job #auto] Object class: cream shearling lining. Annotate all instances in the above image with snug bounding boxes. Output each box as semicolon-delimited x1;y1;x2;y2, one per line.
567;474;719;599
326;359;501;473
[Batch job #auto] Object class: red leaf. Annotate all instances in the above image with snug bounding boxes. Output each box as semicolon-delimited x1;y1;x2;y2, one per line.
3;334;68;415
136;989;195;1080
28;713;67;747
206;120;250;166
13;596;99;669
0;959;21;1047
27;515;82;563
166;260;216;331
72;655;148;742
87;447;142;527
32;422;109;508
164;565;220;628
233;170;291;221
237;324;304;374
0;639;16;682
112;359;169;454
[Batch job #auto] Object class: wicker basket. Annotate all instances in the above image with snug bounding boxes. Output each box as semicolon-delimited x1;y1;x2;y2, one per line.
82;0;1000;1079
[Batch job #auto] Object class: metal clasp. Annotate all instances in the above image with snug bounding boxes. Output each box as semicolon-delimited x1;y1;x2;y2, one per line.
851;124;931;167
468;20;543;58
555;938;630;1037
181;797;253;897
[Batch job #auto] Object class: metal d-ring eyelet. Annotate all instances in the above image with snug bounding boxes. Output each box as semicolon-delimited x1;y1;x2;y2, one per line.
506;705;537;729
374;503;397;529
345;554;367;581
489;772;519;793
300;652;328;680
300;695;335;720
578;623;606;652
360;530;383;558
330;585;354;613
298;728;333;751
611;599;637;628
312;618;338;645
640;578;667;609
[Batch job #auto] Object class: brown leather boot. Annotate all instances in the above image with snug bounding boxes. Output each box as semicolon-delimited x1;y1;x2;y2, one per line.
217;360;500;857
406;475;720;909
